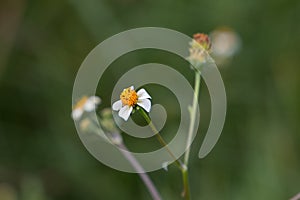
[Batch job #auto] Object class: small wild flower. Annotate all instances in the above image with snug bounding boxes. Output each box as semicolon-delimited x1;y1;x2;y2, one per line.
71;32;217;200
112;86;151;121
71;96;101;120
187;33;212;71
193;33;211;51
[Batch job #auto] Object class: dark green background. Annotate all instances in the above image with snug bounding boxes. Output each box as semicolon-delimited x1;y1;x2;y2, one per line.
0;0;300;199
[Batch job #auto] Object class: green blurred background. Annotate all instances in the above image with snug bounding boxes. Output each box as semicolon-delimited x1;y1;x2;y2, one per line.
1;0;300;199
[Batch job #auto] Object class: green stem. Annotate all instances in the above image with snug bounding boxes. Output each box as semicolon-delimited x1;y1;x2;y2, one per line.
182;166;190;200
138;108;184;171
184;70;201;165
182;70;201;200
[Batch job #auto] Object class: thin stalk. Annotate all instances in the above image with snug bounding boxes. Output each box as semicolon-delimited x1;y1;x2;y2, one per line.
184;70;201;165
116;140;162;200
138;108;184;171
138;107;191;199
181;166;190;200
90;117;161;200
182;70;201;200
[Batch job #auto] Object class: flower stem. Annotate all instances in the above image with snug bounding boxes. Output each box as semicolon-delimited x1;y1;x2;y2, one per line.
184;70;201;165
181;166;190;200
182;70;201;200
90;116;162;200
138;108;184;171
115;138;162;200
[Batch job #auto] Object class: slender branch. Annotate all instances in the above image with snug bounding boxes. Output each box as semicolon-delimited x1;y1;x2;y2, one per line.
138;108;184;171
181;166;190;200
182;70;201;200
115;138;162;200
138;107;192;200
184;70;201;165
90;116;162;200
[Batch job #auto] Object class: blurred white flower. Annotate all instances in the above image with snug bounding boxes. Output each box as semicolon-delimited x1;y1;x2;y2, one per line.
112;86;151;121
210;27;241;59
72;96;101;120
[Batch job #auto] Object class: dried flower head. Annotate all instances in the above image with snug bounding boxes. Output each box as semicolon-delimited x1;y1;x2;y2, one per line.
187;33;213;71
193;33;211;51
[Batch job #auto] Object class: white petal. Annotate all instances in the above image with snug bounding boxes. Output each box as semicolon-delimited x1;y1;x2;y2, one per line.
89;96;101;104
130;86;134;90
118;105;133;121
137;99;151;112
137;88;151;99
84;100;96;111
72;109;83;120
112;100;123;111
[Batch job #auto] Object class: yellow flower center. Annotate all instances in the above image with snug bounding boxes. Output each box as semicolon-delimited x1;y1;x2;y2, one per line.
120;87;138;106
73;96;88;110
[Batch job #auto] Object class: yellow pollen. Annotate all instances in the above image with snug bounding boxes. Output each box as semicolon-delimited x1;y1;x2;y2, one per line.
73;96;88;110
120;87;138;106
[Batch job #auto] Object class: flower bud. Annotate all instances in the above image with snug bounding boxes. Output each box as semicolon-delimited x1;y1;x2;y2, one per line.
193;33;211;51
187;33;213;71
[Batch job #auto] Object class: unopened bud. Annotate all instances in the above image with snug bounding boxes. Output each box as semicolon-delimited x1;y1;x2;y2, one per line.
193;33;211;51
187;33;214;71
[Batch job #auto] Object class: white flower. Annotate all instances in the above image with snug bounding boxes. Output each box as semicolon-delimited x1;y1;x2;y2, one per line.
210;28;241;58
112;86;151;121
72;96;101;120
